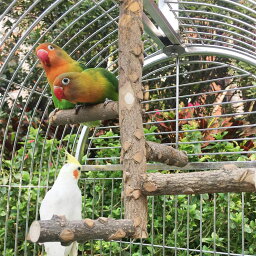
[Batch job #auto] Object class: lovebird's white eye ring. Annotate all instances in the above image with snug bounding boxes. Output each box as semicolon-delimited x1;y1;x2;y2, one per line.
48;45;54;51
62;78;70;85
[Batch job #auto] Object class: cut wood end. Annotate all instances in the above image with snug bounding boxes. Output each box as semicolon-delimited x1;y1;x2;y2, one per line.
129;2;141;12
134;129;144;140
123;141;132;152
28;221;40;243
133;217;142;227
119;14;132;27
143;182;157;192
98;217;108;224
133;45;142;56
183;187;195;194
125;187;134;197
141;230;148;239
83;218;95;228
133;152;144;163
60;229;74;242
136;91;144;100
243;170;256;187
132;189;141;199
133;230;148;239
128;72;139;82
108;229;126;240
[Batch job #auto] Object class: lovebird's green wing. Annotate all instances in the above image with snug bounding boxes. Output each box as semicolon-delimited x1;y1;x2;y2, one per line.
95;68;119;101
97;68;118;92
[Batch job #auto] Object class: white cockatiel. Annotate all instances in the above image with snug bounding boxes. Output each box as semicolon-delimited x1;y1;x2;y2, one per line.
40;153;82;256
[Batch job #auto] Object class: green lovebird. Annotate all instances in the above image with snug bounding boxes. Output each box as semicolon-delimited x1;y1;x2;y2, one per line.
53;68;118;104
36;43;85;110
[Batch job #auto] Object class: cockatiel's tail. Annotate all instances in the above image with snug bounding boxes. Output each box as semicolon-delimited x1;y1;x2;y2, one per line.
53;68;118;104
36;43;84;109
39;152;82;255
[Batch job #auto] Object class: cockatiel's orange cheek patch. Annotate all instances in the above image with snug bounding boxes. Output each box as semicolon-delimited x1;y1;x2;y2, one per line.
73;170;79;179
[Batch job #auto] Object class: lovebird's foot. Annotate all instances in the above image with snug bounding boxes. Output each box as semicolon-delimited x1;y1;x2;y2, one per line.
103;98;113;107
75;104;83;115
52;108;60;115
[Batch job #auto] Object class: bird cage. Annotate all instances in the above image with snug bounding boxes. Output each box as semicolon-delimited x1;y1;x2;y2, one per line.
0;0;256;255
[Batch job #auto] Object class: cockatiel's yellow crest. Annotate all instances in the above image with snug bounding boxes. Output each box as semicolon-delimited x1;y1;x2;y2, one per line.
66;151;80;166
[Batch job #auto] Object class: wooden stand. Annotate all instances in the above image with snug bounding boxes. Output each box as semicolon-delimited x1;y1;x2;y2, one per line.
28;215;135;244
28;0;256;246
142;166;256;195
118;0;148;239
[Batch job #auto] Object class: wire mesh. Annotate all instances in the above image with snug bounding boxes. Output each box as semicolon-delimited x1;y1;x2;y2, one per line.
0;0;256;255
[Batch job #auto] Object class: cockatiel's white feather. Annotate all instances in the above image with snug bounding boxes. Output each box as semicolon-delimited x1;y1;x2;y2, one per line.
40;154;82;256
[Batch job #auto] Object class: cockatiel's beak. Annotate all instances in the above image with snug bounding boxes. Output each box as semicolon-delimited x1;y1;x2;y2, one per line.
54;86;64;101
36;49;50;66
73;169;80;179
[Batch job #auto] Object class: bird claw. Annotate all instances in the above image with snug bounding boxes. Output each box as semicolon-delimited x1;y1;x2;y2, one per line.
75;105;83;115
103;98;113;107
52;108;60;115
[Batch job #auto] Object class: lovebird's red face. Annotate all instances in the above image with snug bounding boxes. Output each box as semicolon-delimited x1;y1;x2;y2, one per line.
53;76;66;101
53;72;82;104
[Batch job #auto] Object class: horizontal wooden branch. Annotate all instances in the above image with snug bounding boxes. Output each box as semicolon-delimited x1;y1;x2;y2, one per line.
49;101;118;125
141;165;256;195
145;141;188;167
49;103;188;167
28;215;135;244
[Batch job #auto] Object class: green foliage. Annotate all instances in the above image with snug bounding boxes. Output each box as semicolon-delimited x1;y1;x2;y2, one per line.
1;119;255;255
1;1;256;255
0;127;75;255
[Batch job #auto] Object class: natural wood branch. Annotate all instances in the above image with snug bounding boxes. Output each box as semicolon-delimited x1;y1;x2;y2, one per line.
141;165;256;195
28;215;135;244
49;104;188;167
145;141;188;167
119;0;148;238
49;101;118;125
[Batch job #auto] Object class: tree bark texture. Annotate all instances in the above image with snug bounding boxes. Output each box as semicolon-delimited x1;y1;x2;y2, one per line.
141;165;256;195
118;0;148;238
145;141;188;167
49;101;118;125
28;215;135;244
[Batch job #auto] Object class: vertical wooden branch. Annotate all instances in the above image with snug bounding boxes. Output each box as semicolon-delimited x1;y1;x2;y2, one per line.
118;0;148;238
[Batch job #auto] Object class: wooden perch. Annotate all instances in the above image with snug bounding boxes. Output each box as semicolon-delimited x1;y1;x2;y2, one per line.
141;165;256;195
28;215;135;244
145;141;188;167
49;106;188;167
119;0;148;239
49;101;118;125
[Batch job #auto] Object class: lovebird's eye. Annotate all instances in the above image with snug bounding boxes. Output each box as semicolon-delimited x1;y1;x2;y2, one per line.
48;45;54;51
62;78;70;85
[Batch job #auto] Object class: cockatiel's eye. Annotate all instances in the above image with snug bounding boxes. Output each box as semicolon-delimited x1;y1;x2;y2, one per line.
48;45;54;51
62;78;70;85
77;167;81;171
